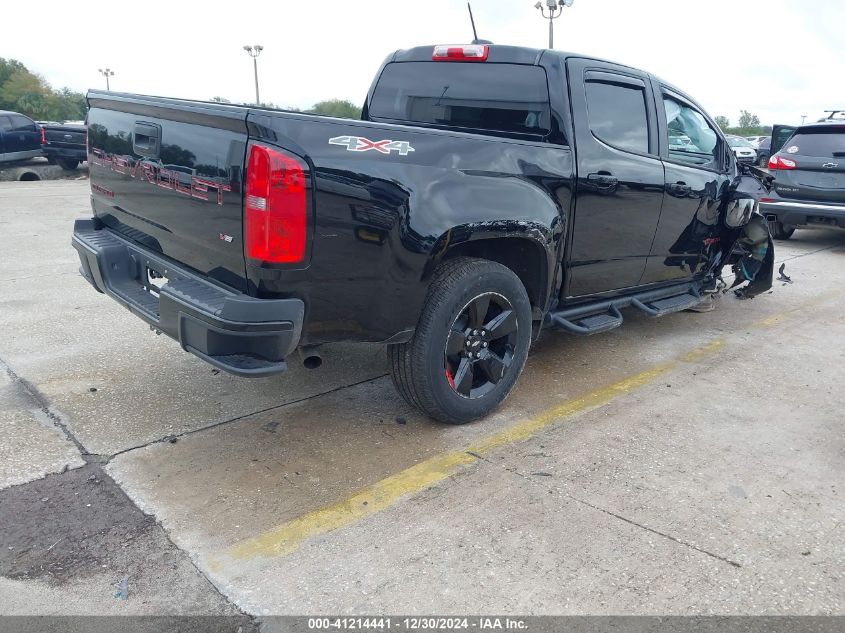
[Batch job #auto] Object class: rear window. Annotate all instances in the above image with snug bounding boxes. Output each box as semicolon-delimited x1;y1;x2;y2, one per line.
784;128;845;158
369;62;551;138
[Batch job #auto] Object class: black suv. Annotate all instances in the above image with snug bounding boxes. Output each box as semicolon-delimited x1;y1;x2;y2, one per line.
761;123;845;239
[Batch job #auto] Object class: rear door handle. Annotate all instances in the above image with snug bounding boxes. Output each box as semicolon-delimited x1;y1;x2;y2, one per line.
587;172;618;191
133;121;161;158
666;181;692;196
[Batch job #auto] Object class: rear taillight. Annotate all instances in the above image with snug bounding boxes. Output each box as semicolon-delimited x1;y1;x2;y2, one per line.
768;154;797;170
244;143;307;264
432;44;488;61
39;127;46;145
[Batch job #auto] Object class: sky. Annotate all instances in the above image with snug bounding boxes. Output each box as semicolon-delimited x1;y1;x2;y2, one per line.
4;0;843;126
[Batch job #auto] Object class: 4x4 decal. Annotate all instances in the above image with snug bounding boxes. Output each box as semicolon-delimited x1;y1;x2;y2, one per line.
329;135;415;156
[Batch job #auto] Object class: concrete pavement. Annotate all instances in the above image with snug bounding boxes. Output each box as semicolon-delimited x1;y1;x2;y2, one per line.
0;180;842;619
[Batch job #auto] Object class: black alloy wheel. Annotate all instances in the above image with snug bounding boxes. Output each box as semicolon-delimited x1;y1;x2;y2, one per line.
444;292;518;399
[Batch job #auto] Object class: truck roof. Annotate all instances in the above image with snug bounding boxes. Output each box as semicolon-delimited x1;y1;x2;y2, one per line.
387;44;696;111
391;44;642;73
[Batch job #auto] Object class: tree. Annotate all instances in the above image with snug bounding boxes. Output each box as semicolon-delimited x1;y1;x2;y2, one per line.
0;58;28;89
0;59;86;121
738;110;760;130
714;115;730;130
309;99;361;119
0;70;47;109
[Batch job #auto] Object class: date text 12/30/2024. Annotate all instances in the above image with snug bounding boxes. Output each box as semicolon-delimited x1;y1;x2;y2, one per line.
308;617;528;631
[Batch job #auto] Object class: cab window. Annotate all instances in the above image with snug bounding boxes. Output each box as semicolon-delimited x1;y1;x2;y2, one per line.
370;62;552;139
9;115;35;132
584;80;649;154
663;96;720;168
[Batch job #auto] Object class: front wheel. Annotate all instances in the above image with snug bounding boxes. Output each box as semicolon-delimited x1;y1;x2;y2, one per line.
388;258;532;424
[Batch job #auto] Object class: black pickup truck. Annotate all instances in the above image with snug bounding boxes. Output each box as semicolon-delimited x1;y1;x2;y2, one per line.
73;44;773;424
41;122;87;170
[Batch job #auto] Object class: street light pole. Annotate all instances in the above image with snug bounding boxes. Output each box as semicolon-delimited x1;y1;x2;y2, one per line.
98;68;114;90
534;0;574;49
243;45;264;105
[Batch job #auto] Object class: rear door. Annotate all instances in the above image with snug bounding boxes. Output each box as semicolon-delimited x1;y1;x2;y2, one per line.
770;125;845;203
642;86;730;284
12;114;40;152
7;114;40;154
566;58;664;296
87;96;250;290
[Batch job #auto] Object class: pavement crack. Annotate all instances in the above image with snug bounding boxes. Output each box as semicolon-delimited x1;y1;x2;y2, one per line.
106;373;389;462
563;492;743;569
0;355;91;460
481;455;743;569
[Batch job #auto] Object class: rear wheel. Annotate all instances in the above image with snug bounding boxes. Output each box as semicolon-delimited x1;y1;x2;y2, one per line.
57;158;79;170
388;257;532;424
768;218;795;240
758;155;769;168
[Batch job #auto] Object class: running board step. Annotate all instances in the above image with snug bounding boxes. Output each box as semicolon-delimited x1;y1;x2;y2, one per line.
550;305;623;336
548;282;703;337
631;289;702;317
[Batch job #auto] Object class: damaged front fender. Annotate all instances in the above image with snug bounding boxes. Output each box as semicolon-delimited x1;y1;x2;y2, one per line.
730;214;775;298
713;164;776;298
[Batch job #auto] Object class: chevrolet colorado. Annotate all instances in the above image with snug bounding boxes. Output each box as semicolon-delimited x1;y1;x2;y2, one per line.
73;44;774;424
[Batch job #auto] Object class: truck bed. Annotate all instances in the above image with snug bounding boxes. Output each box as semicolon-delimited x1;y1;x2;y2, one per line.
86;91;570;343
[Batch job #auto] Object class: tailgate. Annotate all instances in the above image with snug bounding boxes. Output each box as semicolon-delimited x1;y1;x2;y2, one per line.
44;125;86;148
87;93;250;291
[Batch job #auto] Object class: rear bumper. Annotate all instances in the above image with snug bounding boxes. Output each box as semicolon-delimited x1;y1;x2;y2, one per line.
72;218;303;377
42;146;87;161
760;199;845;229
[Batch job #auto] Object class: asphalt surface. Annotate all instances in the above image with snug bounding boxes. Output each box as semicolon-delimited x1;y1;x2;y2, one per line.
0;180;842;622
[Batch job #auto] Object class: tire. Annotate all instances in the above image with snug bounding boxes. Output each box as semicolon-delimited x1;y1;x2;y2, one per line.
388;257;532;424
758;155;769;168
56;158;79;170
768;218;795;240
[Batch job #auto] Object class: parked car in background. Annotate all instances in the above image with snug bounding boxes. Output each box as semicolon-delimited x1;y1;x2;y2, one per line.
0;111;42;163
40;121;87;170
727;135;758;164
761;122;845;239
756;137;771;167
744;135;767;147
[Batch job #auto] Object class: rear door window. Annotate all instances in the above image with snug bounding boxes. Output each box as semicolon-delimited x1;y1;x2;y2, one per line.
584;80;649;154
782;128;845;157
9;115;35;132
369;62;551;137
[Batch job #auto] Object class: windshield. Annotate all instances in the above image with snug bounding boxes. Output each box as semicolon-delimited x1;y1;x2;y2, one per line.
728;137;753;148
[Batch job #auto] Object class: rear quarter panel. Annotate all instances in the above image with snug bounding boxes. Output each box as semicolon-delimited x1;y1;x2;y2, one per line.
247;112;573;343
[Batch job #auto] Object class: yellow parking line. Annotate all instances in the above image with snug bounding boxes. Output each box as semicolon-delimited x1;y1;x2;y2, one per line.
752;288;843;328
222;288;843;563
225;341;721;562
